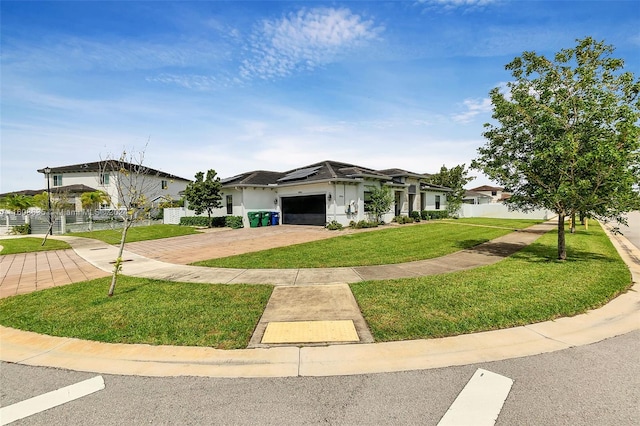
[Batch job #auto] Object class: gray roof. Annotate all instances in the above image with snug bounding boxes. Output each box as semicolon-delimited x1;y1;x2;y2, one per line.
37;161;191;182
220;160;450;191
464;190;493;198
378;168;430;179
1;184;97;198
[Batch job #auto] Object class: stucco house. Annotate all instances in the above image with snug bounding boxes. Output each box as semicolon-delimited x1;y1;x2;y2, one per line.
213;160;451;227
467;185;511;203
463;190;493;205
37;161;190;211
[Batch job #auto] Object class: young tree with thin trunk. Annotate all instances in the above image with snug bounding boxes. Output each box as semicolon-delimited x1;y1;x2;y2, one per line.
473;37;640;260
101;146;163;296
366;186;394;223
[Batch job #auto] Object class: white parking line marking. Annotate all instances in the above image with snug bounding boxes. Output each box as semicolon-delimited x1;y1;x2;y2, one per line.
0;376;105;425
438;368;513;426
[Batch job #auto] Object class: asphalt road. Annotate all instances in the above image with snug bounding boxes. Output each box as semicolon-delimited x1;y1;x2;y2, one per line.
619;211;640;250
2;215;639;425
2;330;639;425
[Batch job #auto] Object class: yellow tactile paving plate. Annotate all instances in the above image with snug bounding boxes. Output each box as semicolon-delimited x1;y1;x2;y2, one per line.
261;320;360;344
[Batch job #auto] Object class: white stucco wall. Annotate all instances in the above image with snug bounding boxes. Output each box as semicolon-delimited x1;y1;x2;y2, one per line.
45;171;188;209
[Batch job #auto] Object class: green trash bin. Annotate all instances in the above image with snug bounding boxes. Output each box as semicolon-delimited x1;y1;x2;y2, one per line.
260;211;271;227
248;212;261;228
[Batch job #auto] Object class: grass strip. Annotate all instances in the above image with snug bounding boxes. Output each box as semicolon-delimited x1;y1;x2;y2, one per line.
0;237;71;255
67;224;201;244
0;276;272;349
350;222;631;341
193;219;542;269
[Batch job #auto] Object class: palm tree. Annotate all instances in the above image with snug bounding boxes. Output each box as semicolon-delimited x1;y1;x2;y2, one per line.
0;194;34;211
81;190;111;211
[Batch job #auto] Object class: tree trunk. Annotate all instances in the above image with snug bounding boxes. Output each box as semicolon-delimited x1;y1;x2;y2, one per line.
108;217;130;296
557;213;567;260
570;211;576;234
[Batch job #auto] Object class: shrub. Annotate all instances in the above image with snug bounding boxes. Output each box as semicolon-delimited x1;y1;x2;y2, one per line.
10;224;30;235
393;215;414;224
325;220;343;231
421;210;449;220
410;211;421;222
180;216;243;228
349;220;379;229
225;216;244;229
180;217;210;227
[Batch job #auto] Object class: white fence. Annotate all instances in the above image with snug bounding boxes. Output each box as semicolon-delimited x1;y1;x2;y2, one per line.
0;212;161;235
457;204;555;220
163;207;190;225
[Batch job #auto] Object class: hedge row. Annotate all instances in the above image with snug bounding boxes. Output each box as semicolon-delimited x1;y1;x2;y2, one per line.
179;216;244;229
421;210;449;220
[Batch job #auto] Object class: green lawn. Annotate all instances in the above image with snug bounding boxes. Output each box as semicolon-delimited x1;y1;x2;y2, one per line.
350;222;631;341
193;219;543;268
0;237;71;255
0;277;272;349
67;224;202;244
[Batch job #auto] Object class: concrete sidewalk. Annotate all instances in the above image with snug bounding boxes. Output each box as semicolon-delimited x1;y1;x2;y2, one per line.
0;221;638;377
55;221;557;286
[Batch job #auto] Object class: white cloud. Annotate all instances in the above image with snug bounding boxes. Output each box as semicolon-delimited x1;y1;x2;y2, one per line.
417;0;500;10
240;7;383;80
452;98;492;123
146;73;241;91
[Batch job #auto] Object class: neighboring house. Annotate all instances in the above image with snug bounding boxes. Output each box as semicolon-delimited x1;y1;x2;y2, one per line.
0;184;98;212
468;185;511;203
462;190;493;205
213;160;452;227
37;161;190;211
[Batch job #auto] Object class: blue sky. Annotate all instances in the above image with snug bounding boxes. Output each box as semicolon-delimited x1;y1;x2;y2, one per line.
2;0;639;193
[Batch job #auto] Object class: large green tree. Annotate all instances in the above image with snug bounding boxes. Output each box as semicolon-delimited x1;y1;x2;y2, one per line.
184;170;223;226
426;164;473;216
473;37;640;260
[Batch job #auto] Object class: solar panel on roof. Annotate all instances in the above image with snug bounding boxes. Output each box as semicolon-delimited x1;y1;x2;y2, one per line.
277;166;322;182
220;174;245;184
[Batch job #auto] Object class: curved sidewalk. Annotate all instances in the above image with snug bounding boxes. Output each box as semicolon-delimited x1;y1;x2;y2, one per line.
52;222;556;285
1;222;638;378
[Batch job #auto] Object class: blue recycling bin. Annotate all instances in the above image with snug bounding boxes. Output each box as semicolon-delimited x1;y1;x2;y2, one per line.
271;211;280;225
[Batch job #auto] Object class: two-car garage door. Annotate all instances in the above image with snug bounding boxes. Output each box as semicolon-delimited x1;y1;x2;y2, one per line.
281;195;326;226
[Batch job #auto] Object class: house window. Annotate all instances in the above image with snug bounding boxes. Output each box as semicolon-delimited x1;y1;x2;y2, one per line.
491;191;497;196
53;175;63;187
226;195;232;215
435;195;441;210
100;173;109;185
161;180;168;190
363;190;372;211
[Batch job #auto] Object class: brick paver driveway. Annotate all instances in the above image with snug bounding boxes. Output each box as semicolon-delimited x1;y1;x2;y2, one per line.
0;249;109;298
124;225;347;264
